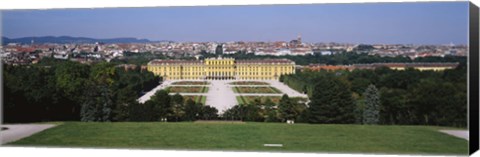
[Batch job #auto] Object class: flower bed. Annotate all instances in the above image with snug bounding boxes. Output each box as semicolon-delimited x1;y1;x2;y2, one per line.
229;81;269;85
233;86;282;93
167;86;209;93
171;81;209;85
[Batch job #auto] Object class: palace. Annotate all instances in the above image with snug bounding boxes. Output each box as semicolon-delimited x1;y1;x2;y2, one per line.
147;57;295;80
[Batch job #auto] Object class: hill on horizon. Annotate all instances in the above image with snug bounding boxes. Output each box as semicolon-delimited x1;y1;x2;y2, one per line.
1;36;160;45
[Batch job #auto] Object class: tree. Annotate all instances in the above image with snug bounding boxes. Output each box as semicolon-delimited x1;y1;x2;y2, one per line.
128;101;154;121
200;105;218;120
278;94;297;122
362;84;380;124
378;68;420;89
354;96;365;124
184;99;201;121
3;59;163;123
171;93;185;121
263;98;279;122
307;76;355;124
222;105;243;121
90;62;116;86
379;88;413;125
409;79;465;126
244;104;262;122
112;87;137;121
80;81;114;122
215;44;223;55
54;61;90;100
80;63;117;122
148;90;172;121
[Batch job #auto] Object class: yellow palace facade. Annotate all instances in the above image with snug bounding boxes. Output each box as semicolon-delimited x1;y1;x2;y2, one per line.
147;57;295;80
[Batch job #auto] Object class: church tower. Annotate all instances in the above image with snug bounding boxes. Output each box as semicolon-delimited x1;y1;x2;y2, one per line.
297;34;302;44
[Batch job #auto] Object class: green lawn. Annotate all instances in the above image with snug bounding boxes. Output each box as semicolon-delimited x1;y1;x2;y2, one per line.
236;96;246;104
201;86;209;93
9;122;467;155
200;96;207;104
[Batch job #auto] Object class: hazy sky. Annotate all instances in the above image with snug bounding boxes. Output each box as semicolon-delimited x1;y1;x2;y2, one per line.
1;2;469;44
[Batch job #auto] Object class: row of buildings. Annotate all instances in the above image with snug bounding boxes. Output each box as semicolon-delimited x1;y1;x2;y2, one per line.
1;36;467;65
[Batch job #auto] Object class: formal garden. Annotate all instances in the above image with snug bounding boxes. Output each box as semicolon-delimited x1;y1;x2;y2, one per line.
229;81;269;85
166;86;209;93
232;86;282;94
171;81;209;85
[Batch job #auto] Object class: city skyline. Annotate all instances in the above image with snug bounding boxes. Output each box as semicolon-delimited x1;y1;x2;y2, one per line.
2;2;469;45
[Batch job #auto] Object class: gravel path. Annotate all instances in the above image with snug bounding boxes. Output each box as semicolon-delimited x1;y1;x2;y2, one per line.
1;124;56;144
228;85;271;87
234;93;289;96
205;80;237;113
168;93;208;96
266;80;308;98
138;79;308;112
168;85;209;87
439;130;469;140
138;80;173;103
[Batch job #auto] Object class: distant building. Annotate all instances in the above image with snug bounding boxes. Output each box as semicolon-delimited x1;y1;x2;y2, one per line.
147;57;295;80
369;62;459;71
319;51;332;55
53;54;69;60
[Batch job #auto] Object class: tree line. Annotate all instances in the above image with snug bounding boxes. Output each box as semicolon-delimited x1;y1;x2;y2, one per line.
201;51;466;66
3;55;467;127
222;95;307;122
112;50;466;66
3;59;161;123
278;64;467;127
120;91;219;122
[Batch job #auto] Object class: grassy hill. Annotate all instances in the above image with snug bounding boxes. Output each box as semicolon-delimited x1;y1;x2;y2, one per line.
8;122;467;155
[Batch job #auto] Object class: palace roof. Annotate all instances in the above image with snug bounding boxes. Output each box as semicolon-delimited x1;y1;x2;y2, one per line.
148;59;203;65
149;58;295;65
236;59;294;64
